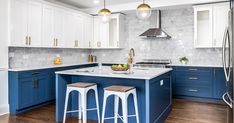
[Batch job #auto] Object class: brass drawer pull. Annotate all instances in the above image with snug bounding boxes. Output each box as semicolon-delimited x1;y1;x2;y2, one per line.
189;68;198;71
188;89;198;92
26;36;29;45
189;77;198;80
29;36;31;45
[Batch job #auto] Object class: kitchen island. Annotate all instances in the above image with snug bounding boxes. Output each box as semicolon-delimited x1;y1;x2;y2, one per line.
55;66;172;123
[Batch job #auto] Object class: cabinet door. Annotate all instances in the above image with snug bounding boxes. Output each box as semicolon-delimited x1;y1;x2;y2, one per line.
75;15;84;48
54;8;65;47
27;0;42;47
19;79;34;109
99;22;109;48
11;0;28;46
213;3;229;47
34;76;50;104
93;17;100;48
64;12;77;48
42;5;54;47
84;16;93;48
214;68;227;99
194;6;213;48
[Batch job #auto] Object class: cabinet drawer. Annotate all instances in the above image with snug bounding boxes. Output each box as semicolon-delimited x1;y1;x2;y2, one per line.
174;71;212;86
174;67;212;72
175;86;212;98
19;69;51;79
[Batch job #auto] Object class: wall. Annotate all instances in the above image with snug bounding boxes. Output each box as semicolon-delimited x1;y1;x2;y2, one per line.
91;7;223;66
0;0;9;115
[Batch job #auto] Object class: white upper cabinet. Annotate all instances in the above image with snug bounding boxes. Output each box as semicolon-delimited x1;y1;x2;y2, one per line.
194;2;229;48
94;17;109;48
213;3;229;47
10;0;29;46
53;7;65;47
10;0;125;49
84;16;94;48
27;0;42;46
42;4;54;47
10;0;42;47
93;14;124;48
42;5;65;47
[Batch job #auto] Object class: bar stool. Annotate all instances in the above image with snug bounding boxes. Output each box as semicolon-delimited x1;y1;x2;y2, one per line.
101;85;140;123
63;82;100;123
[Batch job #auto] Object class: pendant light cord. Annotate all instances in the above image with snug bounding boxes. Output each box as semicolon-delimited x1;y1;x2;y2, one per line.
104;0;106;8
143;0;145;4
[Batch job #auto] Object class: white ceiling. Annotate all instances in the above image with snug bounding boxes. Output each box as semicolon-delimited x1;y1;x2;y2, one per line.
56;0;152;9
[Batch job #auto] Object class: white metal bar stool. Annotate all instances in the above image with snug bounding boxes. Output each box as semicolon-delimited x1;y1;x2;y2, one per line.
63;82;100;123
101;85;140;123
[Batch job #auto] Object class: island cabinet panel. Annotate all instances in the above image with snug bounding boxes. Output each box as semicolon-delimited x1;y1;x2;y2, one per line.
149;73;172;123
172;66;226;100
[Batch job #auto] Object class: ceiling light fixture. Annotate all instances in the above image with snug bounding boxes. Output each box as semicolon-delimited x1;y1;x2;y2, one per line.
136;0;152;20
98;0;111;23
93;0;100;4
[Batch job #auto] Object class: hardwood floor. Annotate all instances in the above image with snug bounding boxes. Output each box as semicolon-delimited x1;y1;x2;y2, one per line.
0;99;228;123
165;99;228;123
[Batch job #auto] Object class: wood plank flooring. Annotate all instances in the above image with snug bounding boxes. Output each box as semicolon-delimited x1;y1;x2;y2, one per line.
0;99;228;123
165;99;228;123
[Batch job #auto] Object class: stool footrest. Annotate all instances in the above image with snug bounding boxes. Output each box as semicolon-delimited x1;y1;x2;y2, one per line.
104;114;137;120
66;108;98;114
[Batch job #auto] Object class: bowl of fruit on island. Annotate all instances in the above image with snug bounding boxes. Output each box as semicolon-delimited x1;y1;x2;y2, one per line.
111;64;129;71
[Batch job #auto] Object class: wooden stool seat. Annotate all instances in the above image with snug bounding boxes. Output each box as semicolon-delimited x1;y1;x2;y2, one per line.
68;82;96;88
104;85;135;92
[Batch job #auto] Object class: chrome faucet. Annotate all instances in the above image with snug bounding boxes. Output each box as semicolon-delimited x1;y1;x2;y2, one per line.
128;48;135;74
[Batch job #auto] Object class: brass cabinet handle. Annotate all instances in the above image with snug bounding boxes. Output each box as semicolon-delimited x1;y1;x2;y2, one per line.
29;36;31;45
189;77;198;80
97;41;101;47
188;89;198;92
26;36;28;45
188;68;198;71
89;42;91;47
56;39;58;46
75;40;78;47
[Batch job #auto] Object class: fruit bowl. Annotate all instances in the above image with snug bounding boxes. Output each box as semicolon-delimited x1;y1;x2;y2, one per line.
111;64;129;71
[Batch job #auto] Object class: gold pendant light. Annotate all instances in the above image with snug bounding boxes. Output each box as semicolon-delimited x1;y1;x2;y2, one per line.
136;0;152;20
98;0;111;23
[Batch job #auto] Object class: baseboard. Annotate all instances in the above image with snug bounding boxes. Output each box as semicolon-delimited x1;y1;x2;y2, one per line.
0;104;9;116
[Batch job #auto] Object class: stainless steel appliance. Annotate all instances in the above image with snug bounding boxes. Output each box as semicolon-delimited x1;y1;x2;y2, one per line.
134;59;171;68
222;1;234;123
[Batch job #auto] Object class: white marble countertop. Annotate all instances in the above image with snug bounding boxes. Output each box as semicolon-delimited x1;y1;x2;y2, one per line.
56;66;172;80
8;62;97;72
168;64;223;68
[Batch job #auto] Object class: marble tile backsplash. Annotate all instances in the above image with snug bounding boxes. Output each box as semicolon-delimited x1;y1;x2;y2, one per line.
9;7;223;69
91;7;222;66
9;48;90;68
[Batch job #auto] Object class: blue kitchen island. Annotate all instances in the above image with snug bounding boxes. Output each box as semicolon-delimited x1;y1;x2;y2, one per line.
56;66;172;123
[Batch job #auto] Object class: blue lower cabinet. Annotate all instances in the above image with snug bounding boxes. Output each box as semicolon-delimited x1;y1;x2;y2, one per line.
172;66;226;100
19;78;35;109
9;70;54;114
213;68;227;99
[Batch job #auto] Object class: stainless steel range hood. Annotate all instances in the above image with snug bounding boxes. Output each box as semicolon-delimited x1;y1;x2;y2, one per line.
140;10;171;39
